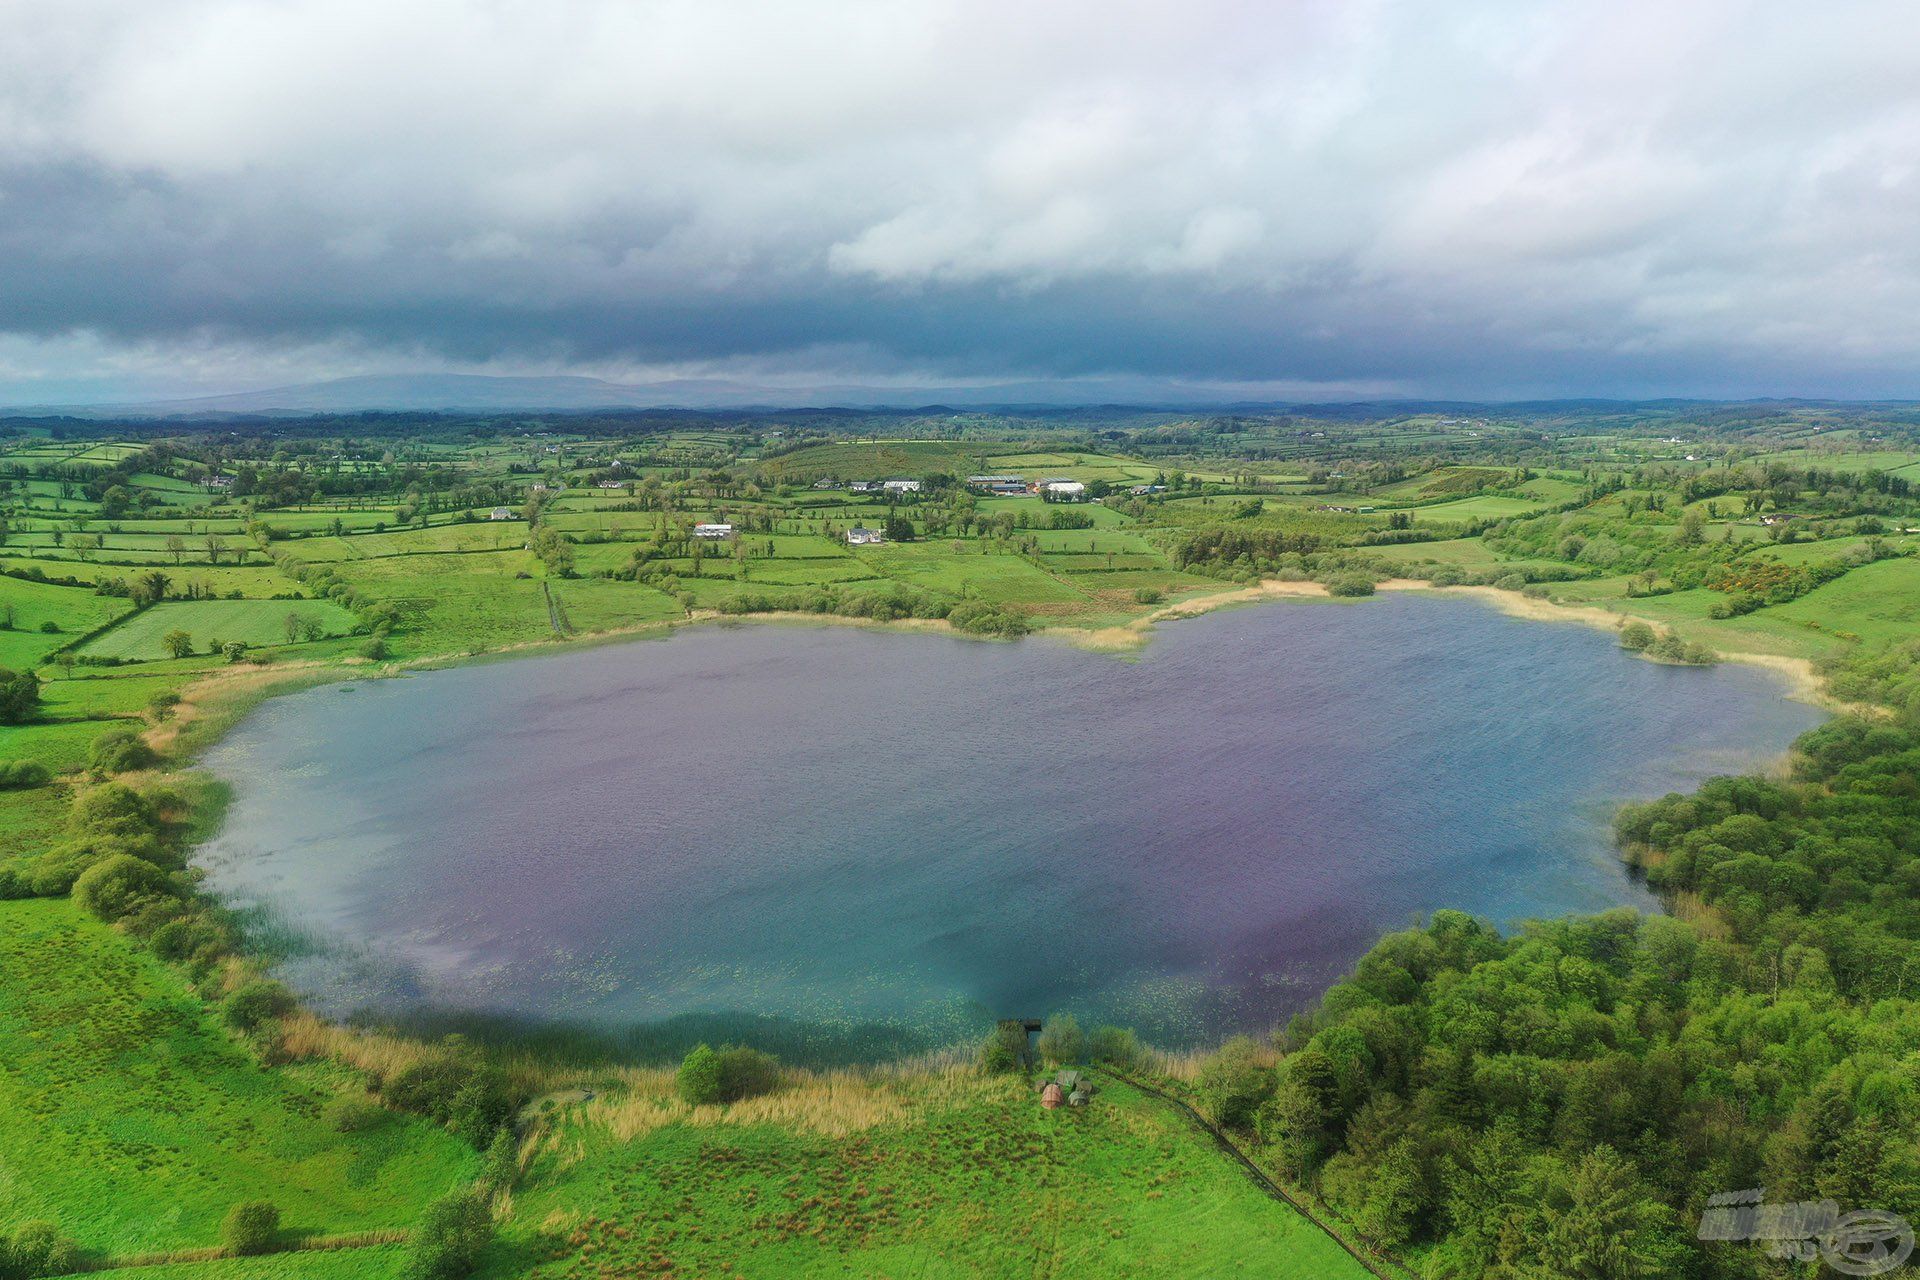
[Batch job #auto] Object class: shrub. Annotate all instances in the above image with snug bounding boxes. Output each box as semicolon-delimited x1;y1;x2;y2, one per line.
383;1058;516;1148
715;1045;781;1101
1194;1036;1275;1131
0;760;51;789
222;640;250;663
1036;1013;1086;1066
162;629;195;658
221;1201;280;1256
1325;573;1376;598
4;1221;80;1278
676;1043;723;1105
90;727;160;775
222;979;296;1033
1492;572;1527;592
1618;620;1656;651
405;1191;492;1280
72;854;179;921
0;667;40;724
1133;587;1163;604
360;635;389;660
979;1020;1032;1075
1088;1025;1141;1068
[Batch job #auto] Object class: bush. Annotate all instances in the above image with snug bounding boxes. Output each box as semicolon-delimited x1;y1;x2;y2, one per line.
71;853;179;921
1133;587;1163;604
90;727;160;775
1088;1025;1141;1068
1325;573;1376;598
676;1043;723;1105
4;1221;80;1278
715;1045;781;1102
1194;1036;1275;1131
221;1201;280;1256
383;1057;516;1148
222;979;296;1033
0;667;40;724
1492;572;1527;592
1036;1013;1086;1066
222;640;250;663
404;1190;492;1280
0;760;51;789
979;1020;1032;1075
1618;620;1656;651
360;635;390;661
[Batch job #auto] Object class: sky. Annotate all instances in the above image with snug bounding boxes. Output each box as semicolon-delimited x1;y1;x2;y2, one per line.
6;1;1920;406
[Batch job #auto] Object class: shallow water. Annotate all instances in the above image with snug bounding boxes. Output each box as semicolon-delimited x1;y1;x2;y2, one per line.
196;595;1822;1060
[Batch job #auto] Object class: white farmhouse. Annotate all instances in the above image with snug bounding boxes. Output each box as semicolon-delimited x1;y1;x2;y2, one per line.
845;526;885;546
693;523;734;539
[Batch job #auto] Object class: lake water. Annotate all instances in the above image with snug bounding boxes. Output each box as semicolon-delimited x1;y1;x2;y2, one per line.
196;595;1822;1061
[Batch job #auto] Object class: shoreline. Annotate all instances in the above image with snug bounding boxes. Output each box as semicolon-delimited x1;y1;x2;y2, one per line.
132;568;1852;1074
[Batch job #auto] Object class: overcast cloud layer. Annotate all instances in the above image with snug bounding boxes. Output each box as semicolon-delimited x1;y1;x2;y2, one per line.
6;1;1920;404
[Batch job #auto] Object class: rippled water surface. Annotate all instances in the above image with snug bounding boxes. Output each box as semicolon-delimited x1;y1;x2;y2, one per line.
197;595;1822;1058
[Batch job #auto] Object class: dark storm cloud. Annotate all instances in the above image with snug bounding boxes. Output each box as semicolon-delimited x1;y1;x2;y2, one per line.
6;0;1920;400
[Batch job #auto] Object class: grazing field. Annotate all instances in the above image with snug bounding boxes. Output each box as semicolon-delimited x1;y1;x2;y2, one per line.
494;1075;1369;1279
79;599;362;660
0;900;476;1259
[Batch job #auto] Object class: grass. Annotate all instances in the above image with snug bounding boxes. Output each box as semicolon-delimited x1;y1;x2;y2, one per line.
80;600;362;661
491;1072;1370;1279
0;899;476;1257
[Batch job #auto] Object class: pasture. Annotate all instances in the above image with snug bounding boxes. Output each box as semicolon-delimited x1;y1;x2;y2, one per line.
80;600;362;660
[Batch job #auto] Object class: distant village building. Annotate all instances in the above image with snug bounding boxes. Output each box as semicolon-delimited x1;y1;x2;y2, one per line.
201;475;234;489
811;478;840;490
845;526;884;545
598;480;624;490
1043;480;1086;498
488;507;513;521
882;478;922;493
693;523;734;539
848;481;875;493
1128;484;1167;496
1761;513;1801;526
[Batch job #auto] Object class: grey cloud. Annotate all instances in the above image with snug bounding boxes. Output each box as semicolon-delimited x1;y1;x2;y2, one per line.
5;0;1920;401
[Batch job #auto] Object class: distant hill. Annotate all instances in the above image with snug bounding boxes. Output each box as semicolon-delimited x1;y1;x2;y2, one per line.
0;372;1332;417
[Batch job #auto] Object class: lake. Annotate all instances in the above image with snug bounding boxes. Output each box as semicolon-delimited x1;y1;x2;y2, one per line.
195;594;1823;1061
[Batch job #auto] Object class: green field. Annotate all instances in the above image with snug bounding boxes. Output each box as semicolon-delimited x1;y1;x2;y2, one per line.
491;1075;1368;1279
80;600;362;660
0;900;475;1258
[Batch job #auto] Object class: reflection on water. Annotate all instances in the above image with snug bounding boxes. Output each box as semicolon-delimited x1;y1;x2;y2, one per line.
196;595;1822;1062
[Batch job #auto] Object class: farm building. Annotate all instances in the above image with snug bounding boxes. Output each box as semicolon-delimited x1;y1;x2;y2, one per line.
967;474;1024;491
846;526;884;545
882;478;922;493
488;507;513;520
693;523;734;539
849;481;875;493
598;480;625;490
1043;480;1086;498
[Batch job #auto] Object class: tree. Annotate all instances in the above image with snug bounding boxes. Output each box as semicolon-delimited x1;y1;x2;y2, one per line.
222;980;295;1033
0;668;39;724
883;514;915;542
221;1201;280;1256
222;641;249;663
404;1191;492;1280
1618;620;1656;651
1036;1013;1086;1066
979;1020;1032;1075
676;1043;723;1104
134;570;172;605
166;534;186;564
284;611;304;644
1194;1036;1275;1131
72;854;179;922
162;630;195;659
204;533;228;564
